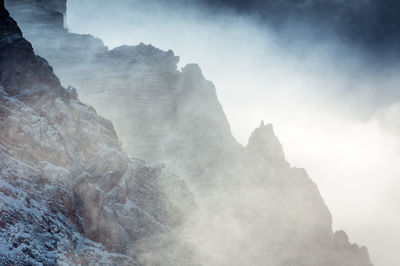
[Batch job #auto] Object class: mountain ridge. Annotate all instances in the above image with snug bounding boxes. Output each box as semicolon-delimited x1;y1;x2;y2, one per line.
0;2;196;264
1;1;374;265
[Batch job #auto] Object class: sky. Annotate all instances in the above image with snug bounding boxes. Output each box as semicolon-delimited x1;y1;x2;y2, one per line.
67;1;400;265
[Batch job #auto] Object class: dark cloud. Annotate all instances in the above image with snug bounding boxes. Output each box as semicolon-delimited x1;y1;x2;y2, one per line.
188;0;400;58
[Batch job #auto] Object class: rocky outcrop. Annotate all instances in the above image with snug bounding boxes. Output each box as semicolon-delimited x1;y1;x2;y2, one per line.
5;0;241;191
183;122;371;265
0;3;195;265
237;123;371;266
4;1;374;265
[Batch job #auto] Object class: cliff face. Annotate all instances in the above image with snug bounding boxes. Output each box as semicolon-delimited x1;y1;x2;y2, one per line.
6;0;241;190
3;1;374;265
0;3;195;265
236;123;371;265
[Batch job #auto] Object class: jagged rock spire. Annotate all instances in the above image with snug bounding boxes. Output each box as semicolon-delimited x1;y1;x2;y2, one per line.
2;2;373;265
0;0;9;18
247;121;286;162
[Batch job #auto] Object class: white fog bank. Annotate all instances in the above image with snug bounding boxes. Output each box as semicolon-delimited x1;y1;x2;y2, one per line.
67;1;400;265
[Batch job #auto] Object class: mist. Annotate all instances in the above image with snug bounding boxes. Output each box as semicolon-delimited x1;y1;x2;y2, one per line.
63;1;400;265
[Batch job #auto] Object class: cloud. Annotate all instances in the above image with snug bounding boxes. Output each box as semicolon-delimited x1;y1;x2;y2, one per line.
66;0;400;265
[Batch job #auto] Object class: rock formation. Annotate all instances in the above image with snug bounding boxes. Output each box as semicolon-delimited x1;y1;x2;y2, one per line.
2;0;374;265
0;2;195;264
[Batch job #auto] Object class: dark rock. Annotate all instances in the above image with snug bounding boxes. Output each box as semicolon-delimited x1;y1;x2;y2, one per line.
0;2;196;265
2;1;374;265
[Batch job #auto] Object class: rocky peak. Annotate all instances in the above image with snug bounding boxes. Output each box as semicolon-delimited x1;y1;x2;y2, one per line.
0;1;17;35
0;0;63;99
0;0;6;13
246;120;286;162
2;1;374;265
0;3;196;264
102;43;180;75
181;63;203;77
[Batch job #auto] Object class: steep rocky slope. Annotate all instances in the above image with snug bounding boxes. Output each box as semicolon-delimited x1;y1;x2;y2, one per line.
0;2;195;265
4;0;374;265
6;0;241;191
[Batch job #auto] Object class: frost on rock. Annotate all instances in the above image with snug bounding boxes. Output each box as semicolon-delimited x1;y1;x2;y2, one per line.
0;3;196;265
2;0;374;265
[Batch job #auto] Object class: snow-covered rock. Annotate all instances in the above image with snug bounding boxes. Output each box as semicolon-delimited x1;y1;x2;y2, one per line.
3;0;374;265
0;3;196;265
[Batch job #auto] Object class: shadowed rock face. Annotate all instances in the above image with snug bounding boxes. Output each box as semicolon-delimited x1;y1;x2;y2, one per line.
0;2;62;99
6;1;241;191
3;1;374;265
0;2;196;265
